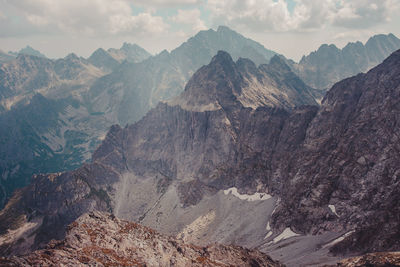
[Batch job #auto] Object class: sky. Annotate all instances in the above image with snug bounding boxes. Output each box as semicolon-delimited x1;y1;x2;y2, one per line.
0;0;399;61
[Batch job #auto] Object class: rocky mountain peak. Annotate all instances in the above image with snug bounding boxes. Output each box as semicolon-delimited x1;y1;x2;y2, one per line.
268;55;292;72
64;53;80;61
168;50;241;112
169;50;317;112
9;46;46;58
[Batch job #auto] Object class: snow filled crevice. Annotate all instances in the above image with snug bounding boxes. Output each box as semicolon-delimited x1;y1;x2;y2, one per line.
328;204;339;217
323;230;355;248
272;228;299;243
223;187;272;201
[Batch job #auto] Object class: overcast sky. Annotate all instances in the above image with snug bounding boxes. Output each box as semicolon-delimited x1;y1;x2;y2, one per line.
0;0;399;61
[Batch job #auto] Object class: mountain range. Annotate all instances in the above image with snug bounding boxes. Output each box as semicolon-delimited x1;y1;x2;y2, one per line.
0;26;281;208
1;26;400;266
1;47;400;265
293;33;400;91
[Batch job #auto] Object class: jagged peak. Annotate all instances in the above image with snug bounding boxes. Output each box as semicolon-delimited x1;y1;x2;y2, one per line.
92;47;107;54
64;53;80;60
268;55;291;72
210;50;235;66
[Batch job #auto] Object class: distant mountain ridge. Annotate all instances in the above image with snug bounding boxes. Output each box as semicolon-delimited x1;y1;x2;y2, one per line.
293;33;400;90
88;43;151;72
89;26;278;126
9;46;46;59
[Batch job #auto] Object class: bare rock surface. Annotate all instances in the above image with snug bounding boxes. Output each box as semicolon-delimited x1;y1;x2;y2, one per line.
0;211;283;267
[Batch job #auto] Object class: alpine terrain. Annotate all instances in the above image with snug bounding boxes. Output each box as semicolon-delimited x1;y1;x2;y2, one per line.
0;47;400;266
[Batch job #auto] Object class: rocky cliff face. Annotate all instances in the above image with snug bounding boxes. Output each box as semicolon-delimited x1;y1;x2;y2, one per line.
271;49;400;255
294;33;400;91
0;211;283;267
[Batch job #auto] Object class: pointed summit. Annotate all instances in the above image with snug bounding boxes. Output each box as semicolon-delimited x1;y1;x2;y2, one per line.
268;55;292;72
10;46;46;58
88;48;119;71
169;50;317;112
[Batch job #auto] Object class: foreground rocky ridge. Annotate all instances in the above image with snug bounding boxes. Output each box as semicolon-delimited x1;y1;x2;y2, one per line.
0;211;282;267
332;252;400;267
1;50;400;266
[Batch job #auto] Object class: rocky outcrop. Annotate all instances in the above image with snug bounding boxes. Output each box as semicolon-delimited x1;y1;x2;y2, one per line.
331;252;400;267
294;33;400;91
0;211;283;267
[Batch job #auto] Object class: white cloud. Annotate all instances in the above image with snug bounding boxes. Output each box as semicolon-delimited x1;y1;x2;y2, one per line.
206;0;397;33
207;0;292;32
333;0;394;29
2;0;168;37
131;0;201;7
171;9;207;32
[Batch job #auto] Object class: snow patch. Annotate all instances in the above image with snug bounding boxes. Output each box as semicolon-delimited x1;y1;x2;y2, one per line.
323;231;355;248
265;231;273;239
328;204;339;217
272;228;299;243
223;187;272;202
266;222;271;231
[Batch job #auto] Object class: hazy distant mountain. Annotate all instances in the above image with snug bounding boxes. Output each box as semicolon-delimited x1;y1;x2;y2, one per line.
9;46;47;58
88;26;278;125
0;54;109;206
294;33;400;90
108;42;152;63
88;43;151;72
0;50;15;64
0;53;105;107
